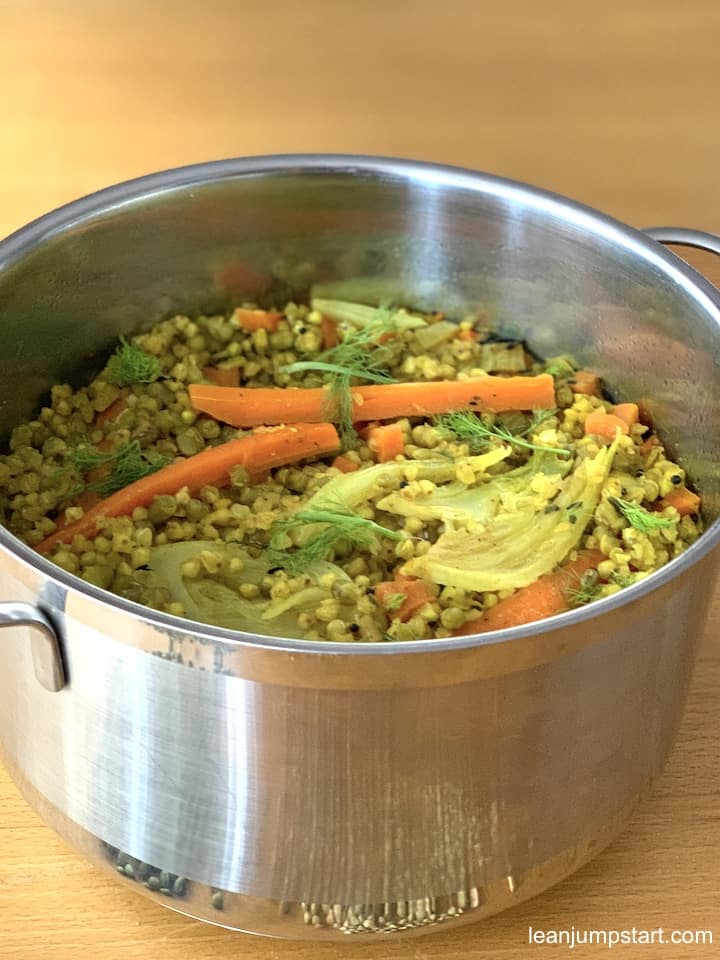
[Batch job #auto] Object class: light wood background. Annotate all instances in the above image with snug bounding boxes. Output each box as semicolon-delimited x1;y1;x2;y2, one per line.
0;2;718;958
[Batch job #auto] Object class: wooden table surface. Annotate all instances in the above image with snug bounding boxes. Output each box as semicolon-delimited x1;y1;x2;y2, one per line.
0;2;718;957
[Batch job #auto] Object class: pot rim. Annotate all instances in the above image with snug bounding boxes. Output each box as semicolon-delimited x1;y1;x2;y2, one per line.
1;153;719;657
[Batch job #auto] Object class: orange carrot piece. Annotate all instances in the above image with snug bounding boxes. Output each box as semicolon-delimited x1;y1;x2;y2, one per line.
202;365;241;388
331;454;360;473
188;374;556;428
320;316;339;349
660;487;701;517
50;492;102;536
356;420;381;441
584;410;629;439
614;403;639;427
75;491;102;511
36;423;340;553
368;422;404;462
95;397;128;429
232;308;282;332
570;370;602;396
375;575;435;623
453;549;607;635
76;434;119;489
456;329;478;341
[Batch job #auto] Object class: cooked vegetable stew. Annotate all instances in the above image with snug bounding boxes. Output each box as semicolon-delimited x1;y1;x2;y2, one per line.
0;299;702;641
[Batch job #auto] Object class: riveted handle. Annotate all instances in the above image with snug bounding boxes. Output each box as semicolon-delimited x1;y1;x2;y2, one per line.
644;227;720;256
0;601;66;691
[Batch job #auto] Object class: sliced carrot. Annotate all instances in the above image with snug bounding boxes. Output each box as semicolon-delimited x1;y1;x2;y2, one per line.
95;397;128;429
375;575;435;623
231;308;282;333
453;549;607;635
202;365;241;388
75;491;102;512
660;487;701;517
614;403;639;427
584;410;629;439
367;422;404;462
50;491;102;536
85;462;110;487
456;329;477;341
75;433;119;490
188;374;556;428
331;454;360;473
36;423;340;553
356;420;381;441
320;316;339;350
570;370;602;396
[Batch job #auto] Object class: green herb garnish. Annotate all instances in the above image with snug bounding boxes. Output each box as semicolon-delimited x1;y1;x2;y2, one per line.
434;410;571;457
608;497;677;535
266;505;404;574
545;355;577;379
105;336;161;386
281;306;399;447
68;442;115;473
524;409;557;434
610;571;635;589
67;439;169;496
384;592;407;611
87;441;169;495
567;569;601;607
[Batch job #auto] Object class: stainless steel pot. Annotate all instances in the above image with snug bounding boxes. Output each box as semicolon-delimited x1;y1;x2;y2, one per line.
0;156;718;939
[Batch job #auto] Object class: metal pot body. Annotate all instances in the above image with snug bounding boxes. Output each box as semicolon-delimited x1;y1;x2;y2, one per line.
0;157;718;938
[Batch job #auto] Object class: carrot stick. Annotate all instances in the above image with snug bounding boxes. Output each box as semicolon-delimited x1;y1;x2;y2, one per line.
50;492;102;537
570;370;602;396
660;487;701;517
368;422;404;462
453;549;607;635
356;420;380;441
584;410;629;439
331;454;360;473
75;491;102;512
375;575;435;622
320;316;339;349
79;434;119;489
614;402;639;426
95;397;128;429
232;308;282;332
202;365;241;388
36;423;340;553
188;374;556;428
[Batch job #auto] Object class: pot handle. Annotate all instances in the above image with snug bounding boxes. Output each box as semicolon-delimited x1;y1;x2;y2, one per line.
644;227;720;256
0;601;66;692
